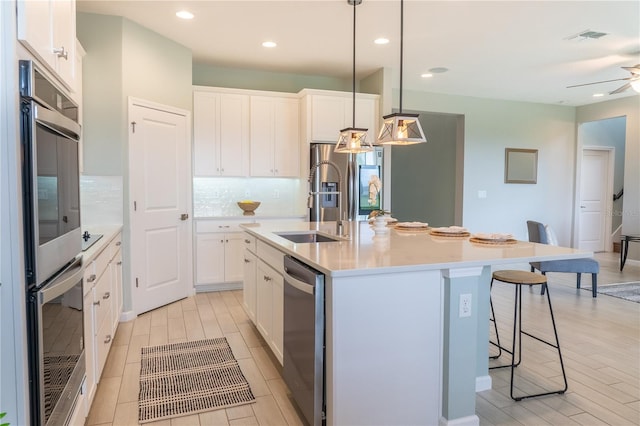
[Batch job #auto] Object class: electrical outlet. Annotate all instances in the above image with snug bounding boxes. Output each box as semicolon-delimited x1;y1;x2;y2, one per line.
459;293;472;318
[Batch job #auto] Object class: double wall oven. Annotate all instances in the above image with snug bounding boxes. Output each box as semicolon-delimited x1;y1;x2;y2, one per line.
20;60;85;426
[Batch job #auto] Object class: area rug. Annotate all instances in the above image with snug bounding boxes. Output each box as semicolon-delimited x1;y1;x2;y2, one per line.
138;337;255;423
596;282;640;303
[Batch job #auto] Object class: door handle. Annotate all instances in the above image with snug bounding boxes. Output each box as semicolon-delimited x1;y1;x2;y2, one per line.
580;205;586;209
180;213;189;220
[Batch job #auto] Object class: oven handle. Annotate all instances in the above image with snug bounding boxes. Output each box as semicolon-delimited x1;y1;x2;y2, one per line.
33;103;81;141
39;257;83;304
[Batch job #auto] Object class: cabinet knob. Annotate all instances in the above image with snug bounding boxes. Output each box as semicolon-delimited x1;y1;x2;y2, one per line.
104;335;112;344
220;239;224;243
244;239;250;244
263;275;272;282
93;300;100;306
116;241;121;246
87;274;97;283
103;292;111;300
117;261;122;265
53;46;68;60
244;258;250;263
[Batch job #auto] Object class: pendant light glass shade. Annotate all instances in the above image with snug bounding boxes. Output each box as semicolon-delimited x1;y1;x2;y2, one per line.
377;112;426;145
335;0;372;154
335;127;372;153
376;0;427;146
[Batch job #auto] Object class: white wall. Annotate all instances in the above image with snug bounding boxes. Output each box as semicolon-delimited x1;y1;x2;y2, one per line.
1;2;29;424
577;96;640;261
400;89;577;244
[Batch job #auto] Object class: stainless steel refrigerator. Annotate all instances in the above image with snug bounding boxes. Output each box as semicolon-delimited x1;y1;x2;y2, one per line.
309;143;383;222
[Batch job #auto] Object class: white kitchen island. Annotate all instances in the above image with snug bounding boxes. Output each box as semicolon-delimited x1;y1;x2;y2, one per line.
242;220;592;426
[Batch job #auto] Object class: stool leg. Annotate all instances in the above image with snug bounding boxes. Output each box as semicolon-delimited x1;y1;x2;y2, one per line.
511;284;568;401
591;274;597;298
509;284;522;400
489;279;502;359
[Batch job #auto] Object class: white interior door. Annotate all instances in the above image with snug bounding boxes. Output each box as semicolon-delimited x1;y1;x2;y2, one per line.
578;149;611;252
129;99;191;315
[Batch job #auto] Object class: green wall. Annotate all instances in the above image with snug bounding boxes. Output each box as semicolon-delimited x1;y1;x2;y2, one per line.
390;111;462;226
193;62;351;93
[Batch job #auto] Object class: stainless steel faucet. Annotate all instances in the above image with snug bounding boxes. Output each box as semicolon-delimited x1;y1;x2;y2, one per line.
308;160;346;236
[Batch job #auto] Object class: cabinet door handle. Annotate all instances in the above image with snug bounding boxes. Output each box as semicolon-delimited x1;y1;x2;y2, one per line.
220;239;224;243
87;274;97;283
53;46;68;60
225;239;229;243
244;258;250;263
117;261;122;265
263;275;272;282
116;241;121;246
103;292;111;300
244;239;251;244
180;213;189;221
104;335;112;344
93;300;100;306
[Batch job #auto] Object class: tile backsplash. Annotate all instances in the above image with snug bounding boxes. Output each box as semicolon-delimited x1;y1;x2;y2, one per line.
193;177;307;217
80;175;123;226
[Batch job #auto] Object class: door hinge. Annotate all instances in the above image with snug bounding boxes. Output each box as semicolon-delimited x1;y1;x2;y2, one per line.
131;121;136;133
136;277;139;288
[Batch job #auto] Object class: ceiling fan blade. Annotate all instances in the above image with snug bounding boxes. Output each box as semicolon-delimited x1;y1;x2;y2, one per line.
566;77;630;89
621;65;640;75
609;82;632;94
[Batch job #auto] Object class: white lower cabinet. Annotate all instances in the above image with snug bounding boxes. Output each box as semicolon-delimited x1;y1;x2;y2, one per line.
83;231;123;413
195;220;248;290
244;236;284;364
242;250;257;322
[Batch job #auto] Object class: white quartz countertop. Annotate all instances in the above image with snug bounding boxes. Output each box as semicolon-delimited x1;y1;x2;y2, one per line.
80;224;123;264
242;221;593;277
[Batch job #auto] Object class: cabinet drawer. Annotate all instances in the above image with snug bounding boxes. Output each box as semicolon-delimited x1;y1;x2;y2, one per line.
243;233;257;253
83;261;96;296
93;270;112;333
94;247;110;282
108;233;122;260
197;220;246;233
257;241;284;275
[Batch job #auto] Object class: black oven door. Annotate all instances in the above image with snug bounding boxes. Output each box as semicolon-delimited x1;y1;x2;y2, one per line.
27;256;85;426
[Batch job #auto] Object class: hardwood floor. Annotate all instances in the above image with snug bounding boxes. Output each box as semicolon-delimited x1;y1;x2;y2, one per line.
86;253;639;426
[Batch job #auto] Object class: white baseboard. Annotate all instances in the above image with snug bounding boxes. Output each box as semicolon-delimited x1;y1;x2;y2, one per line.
439;414;480;426
119;310;136;322
195;282;243;292
476;375;492;392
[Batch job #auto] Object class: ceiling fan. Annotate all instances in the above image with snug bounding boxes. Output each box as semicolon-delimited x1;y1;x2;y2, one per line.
567;64;640;94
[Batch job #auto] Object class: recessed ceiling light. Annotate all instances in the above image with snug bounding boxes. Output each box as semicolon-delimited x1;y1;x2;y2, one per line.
176;10;194;20
421;73;433;78
262;41;277;48
374;38;389;45
593;93;605;97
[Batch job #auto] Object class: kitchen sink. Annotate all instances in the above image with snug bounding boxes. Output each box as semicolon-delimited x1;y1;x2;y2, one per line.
275;231;341;243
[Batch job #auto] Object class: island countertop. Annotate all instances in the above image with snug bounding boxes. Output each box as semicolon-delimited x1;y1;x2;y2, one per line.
242;220;592;277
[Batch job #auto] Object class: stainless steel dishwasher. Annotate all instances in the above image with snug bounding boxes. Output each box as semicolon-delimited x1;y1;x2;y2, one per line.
283;255;325;426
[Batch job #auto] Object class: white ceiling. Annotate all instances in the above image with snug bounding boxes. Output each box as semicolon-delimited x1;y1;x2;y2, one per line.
76;0;640;106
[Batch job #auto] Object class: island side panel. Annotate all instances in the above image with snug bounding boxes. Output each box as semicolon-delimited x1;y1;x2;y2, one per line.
441;267;484;426
325;270;443;425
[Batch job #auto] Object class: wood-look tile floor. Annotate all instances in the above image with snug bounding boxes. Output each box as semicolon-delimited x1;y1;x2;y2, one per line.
87;252;639;426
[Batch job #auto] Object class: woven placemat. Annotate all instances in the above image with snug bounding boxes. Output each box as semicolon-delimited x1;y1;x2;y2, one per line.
138;337;255;423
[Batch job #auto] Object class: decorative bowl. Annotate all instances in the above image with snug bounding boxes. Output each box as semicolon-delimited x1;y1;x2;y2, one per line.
237;201;261;215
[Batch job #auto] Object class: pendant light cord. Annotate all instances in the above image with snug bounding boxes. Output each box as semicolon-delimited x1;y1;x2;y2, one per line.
352;0;356;128
399;0;404;113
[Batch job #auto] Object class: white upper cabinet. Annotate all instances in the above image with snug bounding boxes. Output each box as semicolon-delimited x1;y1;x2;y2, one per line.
301;89;380;145
250;96;300;177
17;0;77;90
193;90;250;176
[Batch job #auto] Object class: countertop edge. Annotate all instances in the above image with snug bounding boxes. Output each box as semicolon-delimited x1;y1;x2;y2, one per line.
81;225;123;265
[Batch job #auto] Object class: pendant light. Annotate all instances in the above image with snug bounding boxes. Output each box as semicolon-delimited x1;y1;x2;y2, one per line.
335;0;373;154
377;0;427;145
